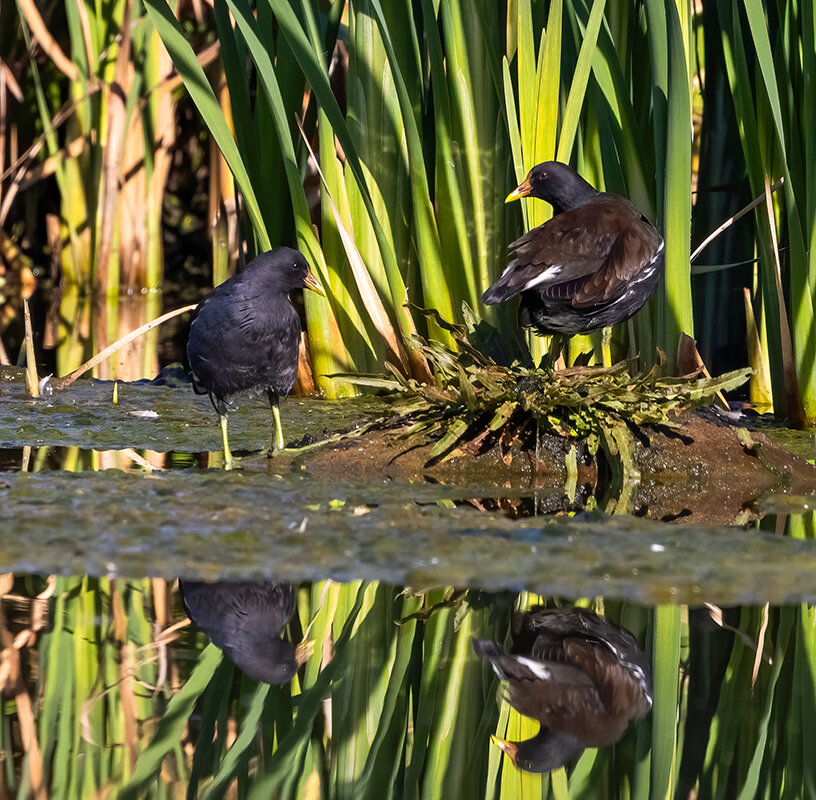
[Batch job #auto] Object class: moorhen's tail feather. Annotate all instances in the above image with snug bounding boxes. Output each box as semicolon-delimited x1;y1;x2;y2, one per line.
482;270;523;305
473;638;553;683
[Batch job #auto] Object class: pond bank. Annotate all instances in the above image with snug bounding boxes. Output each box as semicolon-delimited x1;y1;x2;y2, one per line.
281;410;816;526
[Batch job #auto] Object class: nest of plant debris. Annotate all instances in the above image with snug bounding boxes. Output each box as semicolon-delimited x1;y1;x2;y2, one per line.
347;308;752;465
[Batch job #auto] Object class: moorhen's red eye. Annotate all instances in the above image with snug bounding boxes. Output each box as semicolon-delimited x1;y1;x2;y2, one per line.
541;171;548;179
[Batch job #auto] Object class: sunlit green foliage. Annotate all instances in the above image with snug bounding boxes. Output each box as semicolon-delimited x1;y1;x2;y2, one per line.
4;0;815;420
345;308;750;465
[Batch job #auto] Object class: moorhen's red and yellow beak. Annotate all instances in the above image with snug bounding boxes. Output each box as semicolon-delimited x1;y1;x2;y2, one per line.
505;176;533;203
491;735;519;765
304;269;325;296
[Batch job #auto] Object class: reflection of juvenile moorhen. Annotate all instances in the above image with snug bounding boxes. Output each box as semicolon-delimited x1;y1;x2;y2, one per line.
187;247;324;469
180;580;309;685
483;162;664;352
473;606;653;773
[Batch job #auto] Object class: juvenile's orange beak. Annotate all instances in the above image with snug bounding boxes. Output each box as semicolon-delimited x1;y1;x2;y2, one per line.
505;176;532;203
304;269;325;296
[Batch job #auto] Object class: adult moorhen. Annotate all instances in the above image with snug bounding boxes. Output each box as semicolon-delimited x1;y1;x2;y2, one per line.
473;606;653;772
483;162;664;361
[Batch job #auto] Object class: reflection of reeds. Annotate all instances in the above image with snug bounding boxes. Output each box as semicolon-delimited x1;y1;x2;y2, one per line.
10;0;177;379
1;552;814;797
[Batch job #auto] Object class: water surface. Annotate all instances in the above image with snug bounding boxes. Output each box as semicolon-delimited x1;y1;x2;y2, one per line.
2;370;815;798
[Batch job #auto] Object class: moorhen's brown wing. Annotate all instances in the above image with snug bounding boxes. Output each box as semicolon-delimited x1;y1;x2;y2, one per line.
515;607;653;745
484;197;645;305
476;607;653;774
474;636;604;738
548;637;650;746
504;660;602;728
572;213;664;307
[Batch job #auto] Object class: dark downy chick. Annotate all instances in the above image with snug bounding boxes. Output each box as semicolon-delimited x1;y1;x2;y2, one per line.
180;580;311;684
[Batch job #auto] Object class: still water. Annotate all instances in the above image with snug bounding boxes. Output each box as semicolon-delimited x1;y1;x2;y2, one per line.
2;368;816;798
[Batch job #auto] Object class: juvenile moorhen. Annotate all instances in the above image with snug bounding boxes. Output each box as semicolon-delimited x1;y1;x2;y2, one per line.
180;579;310;684
483;162;664;358
473;606;653;773
187;247;324;468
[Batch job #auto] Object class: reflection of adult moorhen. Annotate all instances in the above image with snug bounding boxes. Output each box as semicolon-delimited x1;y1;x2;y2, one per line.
482;162;664;355
180;580;309;685
187;247;324;469
472;606;653;773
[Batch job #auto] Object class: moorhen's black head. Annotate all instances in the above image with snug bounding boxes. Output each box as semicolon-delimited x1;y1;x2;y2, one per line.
223;638;300;685
251;247;324;295
506;161;599;214
493;728;584;773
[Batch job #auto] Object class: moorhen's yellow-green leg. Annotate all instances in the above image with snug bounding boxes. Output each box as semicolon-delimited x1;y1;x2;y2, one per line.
219;413;234;470
269;390;285;452
208;393;235;470
601;326;612;367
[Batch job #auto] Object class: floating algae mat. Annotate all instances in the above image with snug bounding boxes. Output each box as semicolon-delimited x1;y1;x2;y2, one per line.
2;467;816;605
0;366;385;451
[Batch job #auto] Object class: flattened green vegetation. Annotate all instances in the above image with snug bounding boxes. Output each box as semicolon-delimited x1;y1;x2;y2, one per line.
349;311;751;462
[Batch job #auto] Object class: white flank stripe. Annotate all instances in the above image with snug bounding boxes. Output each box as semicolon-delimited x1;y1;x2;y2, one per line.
522;266;562;291
514;656;553;680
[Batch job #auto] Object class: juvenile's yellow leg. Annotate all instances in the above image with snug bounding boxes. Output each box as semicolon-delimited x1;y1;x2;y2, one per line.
601;326;612;367
219;413;234;470
272;403;284;451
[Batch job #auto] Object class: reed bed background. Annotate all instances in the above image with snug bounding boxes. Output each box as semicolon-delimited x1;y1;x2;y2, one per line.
1;0;815;420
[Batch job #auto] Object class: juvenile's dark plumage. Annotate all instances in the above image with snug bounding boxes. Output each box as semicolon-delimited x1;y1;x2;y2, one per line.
180;580;307;684
483;162;664;351
473;606;653;773
187;247;323;468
